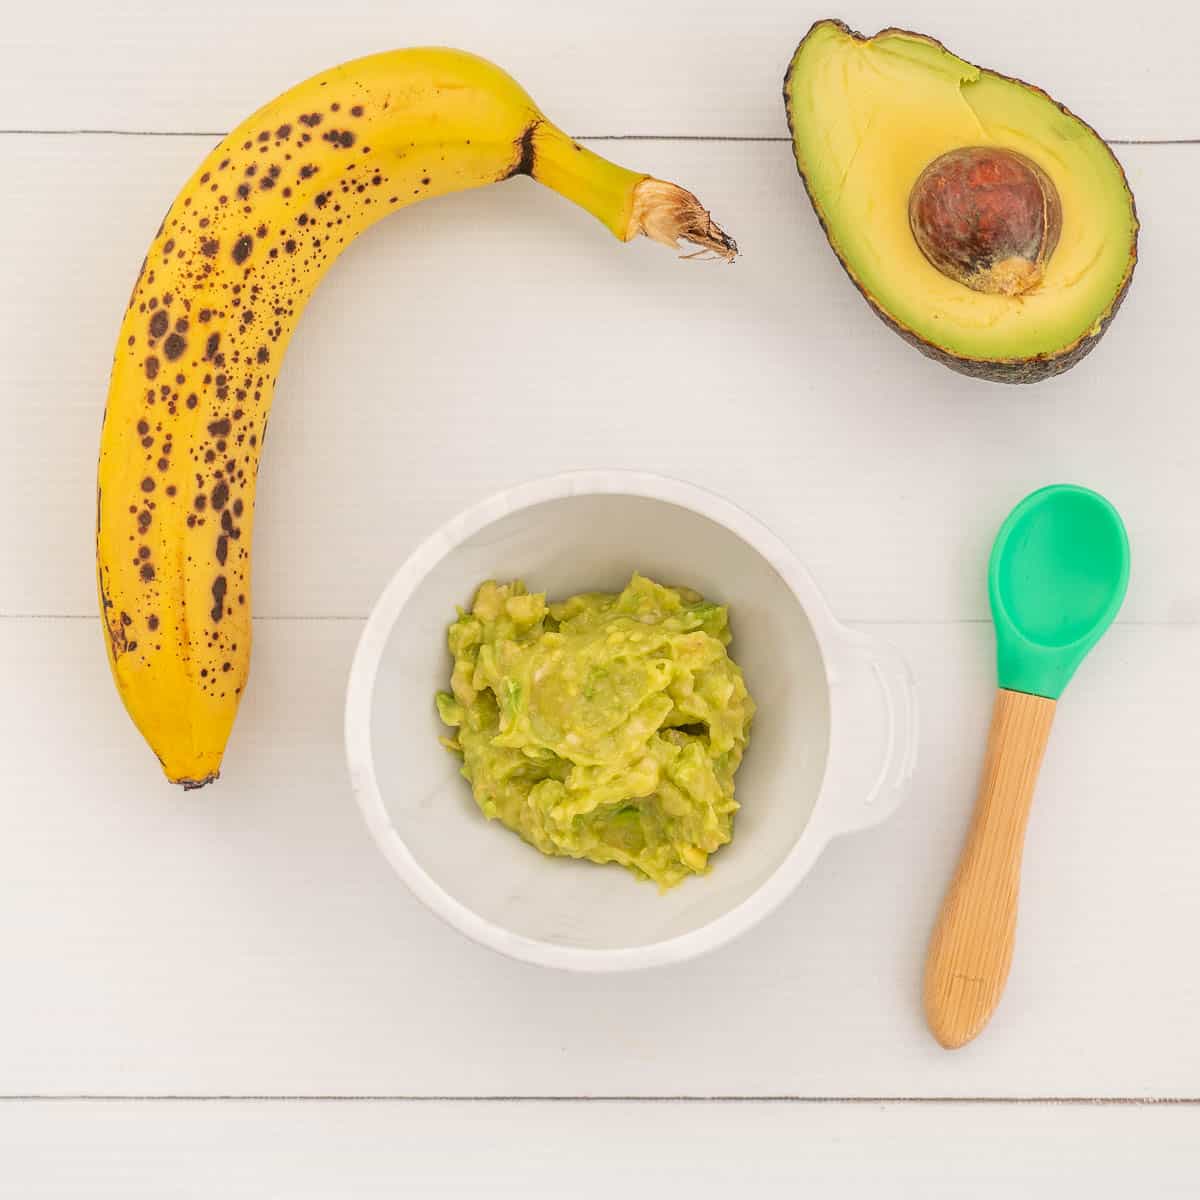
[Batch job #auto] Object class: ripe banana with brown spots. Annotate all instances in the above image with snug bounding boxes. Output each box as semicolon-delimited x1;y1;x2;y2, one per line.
96;48;735;788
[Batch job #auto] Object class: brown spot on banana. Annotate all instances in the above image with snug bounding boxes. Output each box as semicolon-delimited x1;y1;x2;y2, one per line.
505;120;541;180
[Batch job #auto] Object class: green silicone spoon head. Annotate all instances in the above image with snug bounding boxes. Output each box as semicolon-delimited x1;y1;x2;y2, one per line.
988;485;1130;700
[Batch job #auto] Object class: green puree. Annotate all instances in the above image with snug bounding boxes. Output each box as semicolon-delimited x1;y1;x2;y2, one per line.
436;574;756;890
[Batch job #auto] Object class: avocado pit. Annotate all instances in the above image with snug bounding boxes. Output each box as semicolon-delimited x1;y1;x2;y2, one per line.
908;146;1062;297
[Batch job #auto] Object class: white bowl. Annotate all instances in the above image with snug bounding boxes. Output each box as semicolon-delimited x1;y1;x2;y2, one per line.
345;472;917;971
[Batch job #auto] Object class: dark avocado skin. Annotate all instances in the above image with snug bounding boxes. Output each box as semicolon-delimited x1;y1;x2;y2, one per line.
783;19;1139;385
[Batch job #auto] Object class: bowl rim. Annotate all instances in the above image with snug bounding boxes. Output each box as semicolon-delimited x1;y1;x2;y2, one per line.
345;470;852;972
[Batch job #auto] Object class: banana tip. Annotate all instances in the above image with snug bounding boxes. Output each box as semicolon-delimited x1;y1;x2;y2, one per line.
178;772;220;791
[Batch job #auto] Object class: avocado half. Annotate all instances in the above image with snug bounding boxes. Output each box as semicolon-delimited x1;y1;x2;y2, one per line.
784;20;1139;384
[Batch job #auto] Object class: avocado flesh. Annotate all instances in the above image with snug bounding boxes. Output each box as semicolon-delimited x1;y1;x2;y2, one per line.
785;21;1138;375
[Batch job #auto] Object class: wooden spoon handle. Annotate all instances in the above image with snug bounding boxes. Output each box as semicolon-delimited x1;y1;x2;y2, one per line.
924;688;1056;1049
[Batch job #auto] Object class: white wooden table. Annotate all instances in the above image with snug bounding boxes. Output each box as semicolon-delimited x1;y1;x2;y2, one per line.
3;0;1199;1193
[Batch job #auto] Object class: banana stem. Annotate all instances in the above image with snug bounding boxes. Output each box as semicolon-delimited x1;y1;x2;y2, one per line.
530;122;736;261
630;178;738;261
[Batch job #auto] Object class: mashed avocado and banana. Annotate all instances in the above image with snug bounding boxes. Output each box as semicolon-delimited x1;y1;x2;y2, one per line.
436;574;755;889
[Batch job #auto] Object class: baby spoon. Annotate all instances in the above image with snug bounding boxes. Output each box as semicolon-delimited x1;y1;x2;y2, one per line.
924;485;1129;1049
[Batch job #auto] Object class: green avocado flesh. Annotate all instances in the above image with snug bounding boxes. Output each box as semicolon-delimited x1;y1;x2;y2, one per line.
436;575;756;890
784;21;1138;370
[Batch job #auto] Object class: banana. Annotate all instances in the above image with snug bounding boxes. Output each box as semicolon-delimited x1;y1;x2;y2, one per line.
97;48;735;788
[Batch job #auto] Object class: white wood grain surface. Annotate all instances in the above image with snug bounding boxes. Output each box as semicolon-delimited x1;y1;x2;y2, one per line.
3;0;1199;1191
4;0;1198;141
3;619;1197;1098
3;1101;1198;1198
3;137;1197;623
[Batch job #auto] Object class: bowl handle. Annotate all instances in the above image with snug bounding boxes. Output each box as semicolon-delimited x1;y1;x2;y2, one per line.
826;628;919;837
